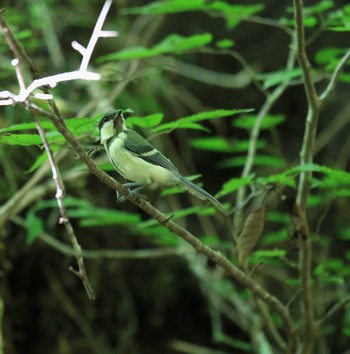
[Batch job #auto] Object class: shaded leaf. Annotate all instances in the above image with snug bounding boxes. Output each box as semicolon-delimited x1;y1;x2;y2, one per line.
25;211;44;244
218;154;284;169
258;69;303;89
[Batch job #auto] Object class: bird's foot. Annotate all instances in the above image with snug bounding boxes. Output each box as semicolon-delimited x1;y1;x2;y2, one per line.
116;183;149;203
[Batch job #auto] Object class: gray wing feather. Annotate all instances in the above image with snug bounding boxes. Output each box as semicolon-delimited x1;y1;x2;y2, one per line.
124;130;179;173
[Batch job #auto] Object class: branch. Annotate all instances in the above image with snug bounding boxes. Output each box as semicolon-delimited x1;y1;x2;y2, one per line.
38;232;195;260
317;295;350;326
293;1;318;353
35;117;95;300
0;1;118;300
40;105;297;352
319;48;350;103
233;34;297;233
0;0;117;106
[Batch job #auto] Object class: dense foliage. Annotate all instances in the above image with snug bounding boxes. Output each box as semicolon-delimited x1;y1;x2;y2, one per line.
1;0;350;353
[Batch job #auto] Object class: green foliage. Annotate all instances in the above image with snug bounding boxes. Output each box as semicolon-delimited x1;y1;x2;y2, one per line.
153;109;253;133
1;0;350;352
98;33;213;62
122;0;264;29
233;114;285;130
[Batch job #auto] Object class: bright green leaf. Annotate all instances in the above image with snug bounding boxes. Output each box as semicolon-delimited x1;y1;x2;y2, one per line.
217;176;253;197
154;109;253;133
328;26;350;31
216;39;235;48
233;114;285;130
304;0;334;16
126;113;164;128
122;0;206;15
98;33;213;62
0;133;43;146
190;137;235;152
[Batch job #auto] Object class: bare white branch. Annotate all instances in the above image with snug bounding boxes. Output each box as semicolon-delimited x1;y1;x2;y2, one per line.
79;0;117;72
71;40;87;56
0;0;117;106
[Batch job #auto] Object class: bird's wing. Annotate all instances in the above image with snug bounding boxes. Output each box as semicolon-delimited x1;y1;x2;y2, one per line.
124;130;179;173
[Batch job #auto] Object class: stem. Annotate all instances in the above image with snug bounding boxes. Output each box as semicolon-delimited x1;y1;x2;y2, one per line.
293;1;319;353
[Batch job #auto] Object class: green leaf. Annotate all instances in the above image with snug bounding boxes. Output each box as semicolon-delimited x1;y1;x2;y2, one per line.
314;47;348;70
28;151;48;173
208;2;264;29
218;154;284;169
98;33;213;62
190;137;235;152
0;121;53;133
217;176;253;197
328;26;350;32
126;113;164;128
154;109;253;133
304;16;318;28
259;68;303;89
63;196;141;226
122;0;206;15
25;211;44;245
233;114;285;130
0;133;43;146
249;249;286;263
304;0;334;16
216;39;235;48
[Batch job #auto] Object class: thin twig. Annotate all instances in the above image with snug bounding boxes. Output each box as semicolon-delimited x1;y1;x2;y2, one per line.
38;232;195;259
35;118;95;300
319;48;350;103
233;33;297;234
317;295;350;326
10;29;95;300
0;1;117;300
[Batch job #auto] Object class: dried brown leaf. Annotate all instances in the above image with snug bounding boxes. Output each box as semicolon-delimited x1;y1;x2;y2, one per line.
237;206;266;266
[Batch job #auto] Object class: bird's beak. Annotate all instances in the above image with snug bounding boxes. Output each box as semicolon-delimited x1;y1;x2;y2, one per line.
113;110;125;132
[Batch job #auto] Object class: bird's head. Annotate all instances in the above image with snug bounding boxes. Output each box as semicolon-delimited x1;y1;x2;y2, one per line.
99;109;126;144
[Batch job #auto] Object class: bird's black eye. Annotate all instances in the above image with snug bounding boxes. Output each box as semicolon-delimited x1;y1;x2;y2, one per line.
99;115;111;130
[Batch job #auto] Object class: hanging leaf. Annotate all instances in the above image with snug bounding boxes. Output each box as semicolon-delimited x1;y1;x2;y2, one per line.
237;206;266;266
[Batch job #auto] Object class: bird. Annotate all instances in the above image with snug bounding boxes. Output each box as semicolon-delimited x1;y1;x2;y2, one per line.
98;109;226;213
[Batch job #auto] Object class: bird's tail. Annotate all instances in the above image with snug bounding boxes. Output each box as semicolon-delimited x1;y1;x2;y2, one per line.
174;174;226;213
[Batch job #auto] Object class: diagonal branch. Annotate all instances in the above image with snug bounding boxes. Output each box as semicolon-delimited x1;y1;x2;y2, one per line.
34;104;297;352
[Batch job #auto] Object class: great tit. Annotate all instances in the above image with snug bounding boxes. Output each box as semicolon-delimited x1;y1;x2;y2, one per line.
99;109;226;213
